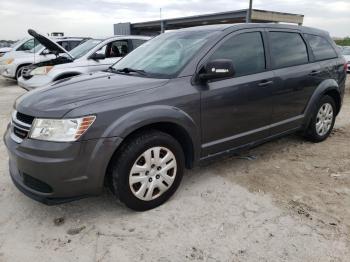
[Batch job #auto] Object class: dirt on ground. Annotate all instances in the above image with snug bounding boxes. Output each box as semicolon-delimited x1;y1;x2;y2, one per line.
0;77;349;262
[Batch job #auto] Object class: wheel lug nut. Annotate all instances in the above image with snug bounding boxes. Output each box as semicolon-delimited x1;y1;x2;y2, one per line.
157;166;161;171
151;164;155;168
145;171;149;175
156;175;160;179
149;178;152;182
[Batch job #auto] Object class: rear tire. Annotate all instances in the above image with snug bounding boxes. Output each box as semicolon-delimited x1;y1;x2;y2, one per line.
109;130;185;211
304;95;336;142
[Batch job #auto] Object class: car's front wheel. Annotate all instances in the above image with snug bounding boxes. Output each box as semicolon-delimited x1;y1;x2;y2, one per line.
109;130;185;211
304;95;336;142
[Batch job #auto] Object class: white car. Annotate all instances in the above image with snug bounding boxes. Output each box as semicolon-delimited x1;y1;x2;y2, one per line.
18;32;150;90
0;38;37;57
341;47;350;73
1;31;88;80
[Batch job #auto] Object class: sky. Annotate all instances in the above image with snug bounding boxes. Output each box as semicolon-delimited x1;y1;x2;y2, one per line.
0;0;349;40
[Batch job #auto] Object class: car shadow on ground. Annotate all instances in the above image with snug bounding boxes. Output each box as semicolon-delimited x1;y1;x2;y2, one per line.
0;78;17;88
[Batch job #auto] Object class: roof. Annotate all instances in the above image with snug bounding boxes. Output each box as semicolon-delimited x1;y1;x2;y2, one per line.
174;23;329;36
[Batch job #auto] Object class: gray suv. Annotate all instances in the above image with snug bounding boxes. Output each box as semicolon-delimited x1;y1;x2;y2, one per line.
4;24;347;211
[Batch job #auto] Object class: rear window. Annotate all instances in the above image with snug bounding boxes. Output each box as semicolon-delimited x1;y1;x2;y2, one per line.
305;34;337;61
269;32;308;68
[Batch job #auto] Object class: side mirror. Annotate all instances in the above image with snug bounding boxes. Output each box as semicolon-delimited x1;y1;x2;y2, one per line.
90;53;106;60
41;49;53;55
198;59;235;81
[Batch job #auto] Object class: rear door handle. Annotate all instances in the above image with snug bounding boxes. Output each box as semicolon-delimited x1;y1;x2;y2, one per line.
309;70;321;76
258;80;273;87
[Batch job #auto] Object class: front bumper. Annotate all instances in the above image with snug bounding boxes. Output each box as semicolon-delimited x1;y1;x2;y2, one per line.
4;126;123;204
18;75;53;91
1;63;16;79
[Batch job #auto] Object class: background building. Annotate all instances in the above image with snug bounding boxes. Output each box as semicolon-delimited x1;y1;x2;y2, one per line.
114;9;304;36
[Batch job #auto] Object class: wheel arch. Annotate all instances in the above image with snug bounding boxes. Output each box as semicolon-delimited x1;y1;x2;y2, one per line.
104;106;200;171
15;63;32;78
303;79;341;128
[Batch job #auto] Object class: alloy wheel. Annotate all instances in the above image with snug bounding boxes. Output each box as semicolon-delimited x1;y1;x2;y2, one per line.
316;102;333;136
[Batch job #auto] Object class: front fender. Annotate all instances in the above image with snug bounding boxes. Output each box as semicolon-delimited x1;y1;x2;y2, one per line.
101;105;200;160
303;79;340;127
104;105;199;139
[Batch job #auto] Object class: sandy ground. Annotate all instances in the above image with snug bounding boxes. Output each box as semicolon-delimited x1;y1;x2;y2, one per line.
0;77;349;262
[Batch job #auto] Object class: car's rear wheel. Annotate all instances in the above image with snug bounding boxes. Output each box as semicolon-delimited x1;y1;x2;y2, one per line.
109;130;185;211
304;95;336;142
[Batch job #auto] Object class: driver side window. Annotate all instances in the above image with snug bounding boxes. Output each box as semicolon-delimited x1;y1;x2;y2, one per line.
209;32;266;77
106;41;130;58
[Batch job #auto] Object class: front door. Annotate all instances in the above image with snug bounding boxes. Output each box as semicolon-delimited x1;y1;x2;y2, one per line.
200;30;274;157
88;40;130;71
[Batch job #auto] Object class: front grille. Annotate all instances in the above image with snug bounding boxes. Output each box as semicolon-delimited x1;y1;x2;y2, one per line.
22;173;53;193
11;111;34;143
16;112;34;125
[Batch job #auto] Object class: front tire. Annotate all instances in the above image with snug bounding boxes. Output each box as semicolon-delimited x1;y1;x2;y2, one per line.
304;95;336;142
110;130;185;211
16;66;26;80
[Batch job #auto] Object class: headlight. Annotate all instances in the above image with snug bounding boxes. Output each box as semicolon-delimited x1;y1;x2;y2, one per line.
4;58;14;65
30;66;53;76
29;116;96;142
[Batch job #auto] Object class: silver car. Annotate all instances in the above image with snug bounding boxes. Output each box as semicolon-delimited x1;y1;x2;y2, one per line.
18;32;150;90
341;47;350;73
1;31;88;80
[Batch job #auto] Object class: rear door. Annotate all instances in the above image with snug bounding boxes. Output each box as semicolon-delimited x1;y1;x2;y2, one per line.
200;29;275;156
304;34;343;90
267;30;321;134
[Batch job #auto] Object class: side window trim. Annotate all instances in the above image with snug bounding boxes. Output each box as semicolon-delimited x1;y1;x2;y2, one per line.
196;29;268;80
267;30;310;70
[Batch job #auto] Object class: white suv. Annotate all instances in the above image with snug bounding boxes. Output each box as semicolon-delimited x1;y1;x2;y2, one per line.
1;32;88;80
18;31;150;90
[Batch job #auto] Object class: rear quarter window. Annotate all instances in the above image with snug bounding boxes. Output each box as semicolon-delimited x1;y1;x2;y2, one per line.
304;34;337;61
269;32;309;69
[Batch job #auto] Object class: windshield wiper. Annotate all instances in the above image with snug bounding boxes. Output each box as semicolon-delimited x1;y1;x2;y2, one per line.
115;67;148;76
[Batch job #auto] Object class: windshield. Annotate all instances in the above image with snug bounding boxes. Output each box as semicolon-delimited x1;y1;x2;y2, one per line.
342;47;350;55
69;39;102;59
112;30;218;78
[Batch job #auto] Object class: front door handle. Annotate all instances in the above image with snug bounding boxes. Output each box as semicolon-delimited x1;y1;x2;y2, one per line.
309;70;321;76
258;80;274;87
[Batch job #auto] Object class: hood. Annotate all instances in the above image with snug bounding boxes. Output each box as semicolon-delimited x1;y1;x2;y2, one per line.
0;47;12;53
28;29;74;60
16;71;169;118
